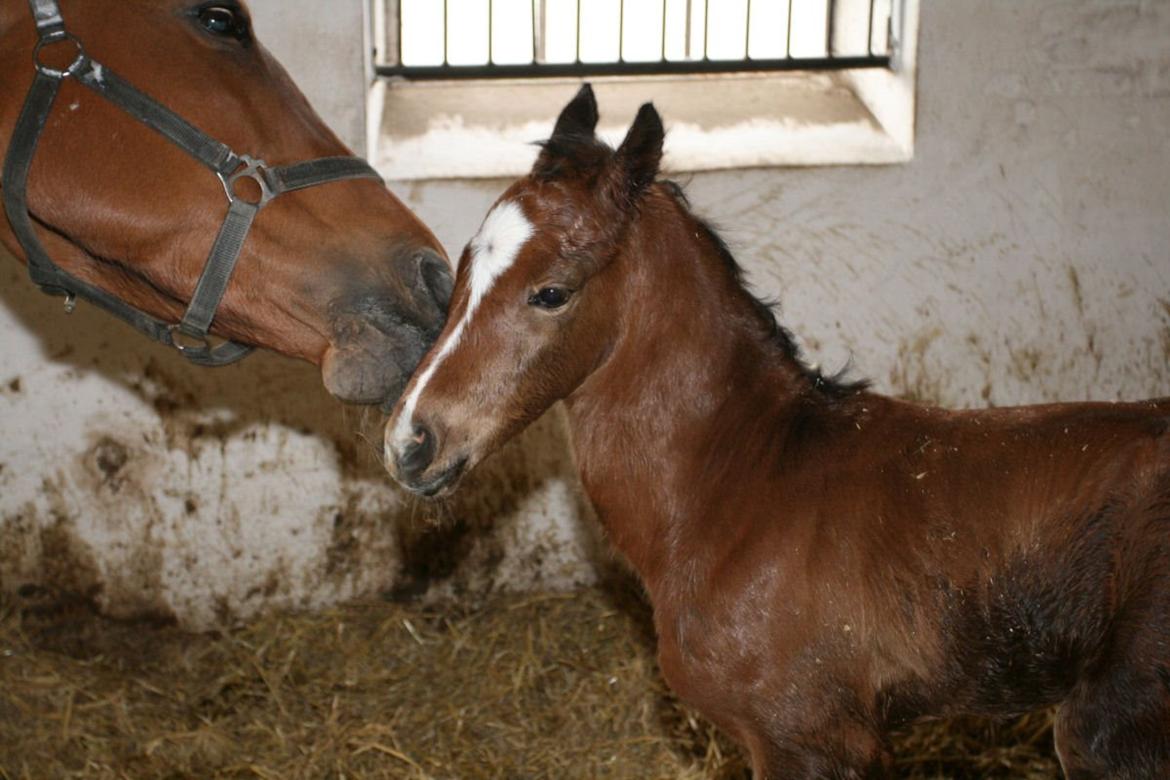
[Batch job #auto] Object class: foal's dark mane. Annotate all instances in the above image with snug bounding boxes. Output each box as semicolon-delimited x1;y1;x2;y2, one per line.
658;180;868;401
535;134;866;401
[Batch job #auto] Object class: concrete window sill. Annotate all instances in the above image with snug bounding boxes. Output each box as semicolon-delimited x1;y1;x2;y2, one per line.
370;67;913;181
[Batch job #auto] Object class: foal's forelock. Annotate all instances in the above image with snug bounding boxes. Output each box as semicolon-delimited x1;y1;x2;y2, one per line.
388;199;534;452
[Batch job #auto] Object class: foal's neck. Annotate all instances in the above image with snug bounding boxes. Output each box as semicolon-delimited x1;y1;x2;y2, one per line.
564;190;828;585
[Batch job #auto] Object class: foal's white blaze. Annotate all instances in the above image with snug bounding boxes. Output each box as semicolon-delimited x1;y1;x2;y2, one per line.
388;200;533;459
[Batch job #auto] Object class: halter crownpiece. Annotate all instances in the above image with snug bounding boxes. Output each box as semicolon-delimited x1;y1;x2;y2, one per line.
2;0;385;366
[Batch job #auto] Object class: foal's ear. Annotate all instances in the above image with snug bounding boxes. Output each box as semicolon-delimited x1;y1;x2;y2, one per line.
609;102;665;204
550;83;600;141
534;84;600;177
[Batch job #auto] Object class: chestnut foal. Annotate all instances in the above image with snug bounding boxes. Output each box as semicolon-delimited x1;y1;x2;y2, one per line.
386;86;1170;778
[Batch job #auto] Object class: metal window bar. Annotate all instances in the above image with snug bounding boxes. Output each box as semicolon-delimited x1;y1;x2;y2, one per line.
379;0;895;81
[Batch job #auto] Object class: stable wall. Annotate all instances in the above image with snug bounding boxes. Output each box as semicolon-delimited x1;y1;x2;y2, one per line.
1;0;1167;628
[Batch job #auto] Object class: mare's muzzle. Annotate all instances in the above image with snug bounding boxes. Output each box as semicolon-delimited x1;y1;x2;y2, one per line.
323;247;452;408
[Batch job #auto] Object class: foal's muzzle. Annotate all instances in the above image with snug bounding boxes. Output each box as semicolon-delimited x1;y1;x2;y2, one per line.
387;423;468;498
395;424;436;483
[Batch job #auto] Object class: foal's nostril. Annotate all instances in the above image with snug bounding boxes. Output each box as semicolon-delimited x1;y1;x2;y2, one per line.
417;249;454;313
396;424;436;481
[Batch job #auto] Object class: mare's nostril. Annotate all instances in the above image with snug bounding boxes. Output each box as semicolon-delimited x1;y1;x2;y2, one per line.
396;423;436;480
417;249;454;313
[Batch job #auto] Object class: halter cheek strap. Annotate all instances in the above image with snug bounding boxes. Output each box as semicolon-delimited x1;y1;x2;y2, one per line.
2;0;385;366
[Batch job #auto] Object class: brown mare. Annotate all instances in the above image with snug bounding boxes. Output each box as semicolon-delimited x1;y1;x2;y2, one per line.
385;86;1170;778
0;0;451;406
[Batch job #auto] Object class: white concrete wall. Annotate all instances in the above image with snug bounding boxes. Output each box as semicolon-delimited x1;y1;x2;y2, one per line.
248;0;368;152
2;0;1168;628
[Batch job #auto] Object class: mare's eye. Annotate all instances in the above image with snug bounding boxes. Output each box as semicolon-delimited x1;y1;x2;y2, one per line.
529;287;571;310
197;6;249;41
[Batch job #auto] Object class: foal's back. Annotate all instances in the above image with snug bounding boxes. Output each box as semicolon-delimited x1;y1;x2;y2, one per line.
675;390;1170;759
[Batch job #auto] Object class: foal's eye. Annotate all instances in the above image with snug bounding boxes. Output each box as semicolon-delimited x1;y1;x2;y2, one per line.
197;6;250;41
528;287;572;310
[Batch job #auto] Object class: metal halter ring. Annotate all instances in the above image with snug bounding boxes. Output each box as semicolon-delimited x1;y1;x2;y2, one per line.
33;31;87;79
168;325;212;355
219;155;276;207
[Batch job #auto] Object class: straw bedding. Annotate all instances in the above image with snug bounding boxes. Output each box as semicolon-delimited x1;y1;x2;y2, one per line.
0;581;1060;779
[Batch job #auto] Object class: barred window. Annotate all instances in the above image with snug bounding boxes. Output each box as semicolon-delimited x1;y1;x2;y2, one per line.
376;0;898;80
368;0;917;179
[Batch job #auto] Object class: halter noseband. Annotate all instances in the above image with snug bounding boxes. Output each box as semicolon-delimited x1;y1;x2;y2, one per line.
2;0;385;366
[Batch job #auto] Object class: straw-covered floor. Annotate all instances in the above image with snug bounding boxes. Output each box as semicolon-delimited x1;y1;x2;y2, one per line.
1;581;1060;779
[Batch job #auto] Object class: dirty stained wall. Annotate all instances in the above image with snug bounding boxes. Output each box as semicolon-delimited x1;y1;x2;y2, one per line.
1;0;1168;628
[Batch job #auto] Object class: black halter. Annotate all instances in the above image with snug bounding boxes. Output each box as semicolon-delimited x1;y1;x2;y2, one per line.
2;0;385;366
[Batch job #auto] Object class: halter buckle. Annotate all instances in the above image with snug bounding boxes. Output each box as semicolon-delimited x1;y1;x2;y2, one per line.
168;325;211;355
33;31;86;79
219;155;275;208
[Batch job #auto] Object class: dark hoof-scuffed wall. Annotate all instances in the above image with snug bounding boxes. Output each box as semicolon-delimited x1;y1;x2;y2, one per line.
0;255;600;629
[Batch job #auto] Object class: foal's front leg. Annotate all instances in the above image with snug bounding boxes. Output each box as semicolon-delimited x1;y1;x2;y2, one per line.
750;745;893;779
1054;661;1170;778
746;718;892;780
